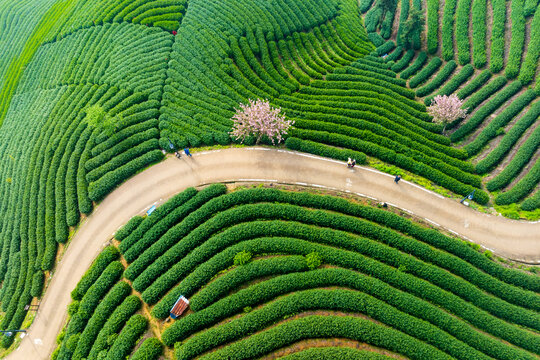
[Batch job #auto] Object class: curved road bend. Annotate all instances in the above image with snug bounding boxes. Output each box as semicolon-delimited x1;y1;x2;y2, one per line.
7;147;540;359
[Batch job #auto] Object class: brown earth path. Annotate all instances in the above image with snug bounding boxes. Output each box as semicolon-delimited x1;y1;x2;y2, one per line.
6;147;540;360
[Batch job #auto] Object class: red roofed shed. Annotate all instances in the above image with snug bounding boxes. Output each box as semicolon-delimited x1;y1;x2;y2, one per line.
170;295;189;319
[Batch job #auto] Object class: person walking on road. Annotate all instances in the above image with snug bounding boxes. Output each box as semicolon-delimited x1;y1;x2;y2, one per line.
184;148;192;157
394;175;401;184
347;157;352;168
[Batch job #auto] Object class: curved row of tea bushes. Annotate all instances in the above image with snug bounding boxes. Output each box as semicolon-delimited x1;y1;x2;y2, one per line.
518;5;540;84
0;12;170;336
466;90;537;157
54;261;124;359
424;64;474;105
409;57;443;89
129;338;163;360
175;289;491;360
119;187;538;335
166;263;539;358
450;81;522;142
185;316;451;360
486;126;540;192
415;60;456;97
505;0;526;79
471;0;488;67
490;0;506;73
400;52;428;80
279;348;395;359
475;101;540;174
521;189;540;211
495;160;540;205
19;23;173;100
391;49;415;72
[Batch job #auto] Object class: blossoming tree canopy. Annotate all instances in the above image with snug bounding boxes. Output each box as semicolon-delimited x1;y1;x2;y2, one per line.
427;94;468;132
230;99;294;145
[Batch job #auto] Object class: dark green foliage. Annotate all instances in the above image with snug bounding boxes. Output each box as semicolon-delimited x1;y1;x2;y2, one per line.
519;5;540;84
71;281;131;360
376;41;396;56
130;338;163;360
119;186;200;257
495;161;540;205
505;0;526;79
77;261;124;320
416;60;457;97
123;184;227;266
457;69;492;99
441;0;458;60
409;57;443;88
476;101;540;174
114;216;144;241
176;315;455;360
400;52;427;79
87;295;141;360
451;81;522;142
88;149;164;202
30;271;44;298
71;246;119;301
105;314;148;360
424;64;474;105
280;348;394;359
521;190;540;211
391;49;415;72
461;76;508;110
467;90;537;157
285;137;367;164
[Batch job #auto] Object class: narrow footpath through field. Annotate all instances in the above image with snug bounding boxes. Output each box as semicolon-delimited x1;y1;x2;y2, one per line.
7;147;540;360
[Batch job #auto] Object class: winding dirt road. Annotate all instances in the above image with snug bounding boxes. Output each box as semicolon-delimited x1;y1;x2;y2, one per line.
7;147;540;359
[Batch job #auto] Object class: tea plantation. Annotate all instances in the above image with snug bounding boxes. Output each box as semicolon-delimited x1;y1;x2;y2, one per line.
54;185;540;359
0;0;538;357
361;0;540;211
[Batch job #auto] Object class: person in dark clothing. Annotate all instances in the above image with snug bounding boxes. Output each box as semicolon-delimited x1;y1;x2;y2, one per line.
351;159;356;168
184;148;192;157
394;175;401;183
175;151;181;158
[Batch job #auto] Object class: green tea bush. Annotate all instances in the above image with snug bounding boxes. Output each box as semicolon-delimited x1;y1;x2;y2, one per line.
130;338;163;360
424;64;473;105
105;314;148;360
71;246;119;301
408;57;443;89
505;0;526;79
476;101;540;174
467;90;537;157
450;81;522;142
77;261;124;320
441;0;458;60
495;161;540;205
416;60;457;97
400;52;427;79
30;271;44;298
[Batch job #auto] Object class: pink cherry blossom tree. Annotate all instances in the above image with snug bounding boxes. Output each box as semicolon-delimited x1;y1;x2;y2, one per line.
427;94;468;133
230;99;294;145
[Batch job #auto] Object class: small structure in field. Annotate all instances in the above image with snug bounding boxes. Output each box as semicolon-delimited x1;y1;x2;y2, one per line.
170;295;189;319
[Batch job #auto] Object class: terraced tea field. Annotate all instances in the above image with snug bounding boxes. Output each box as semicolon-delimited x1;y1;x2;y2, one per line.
361;0;540;213
53;184;540;360
0;0;538;358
